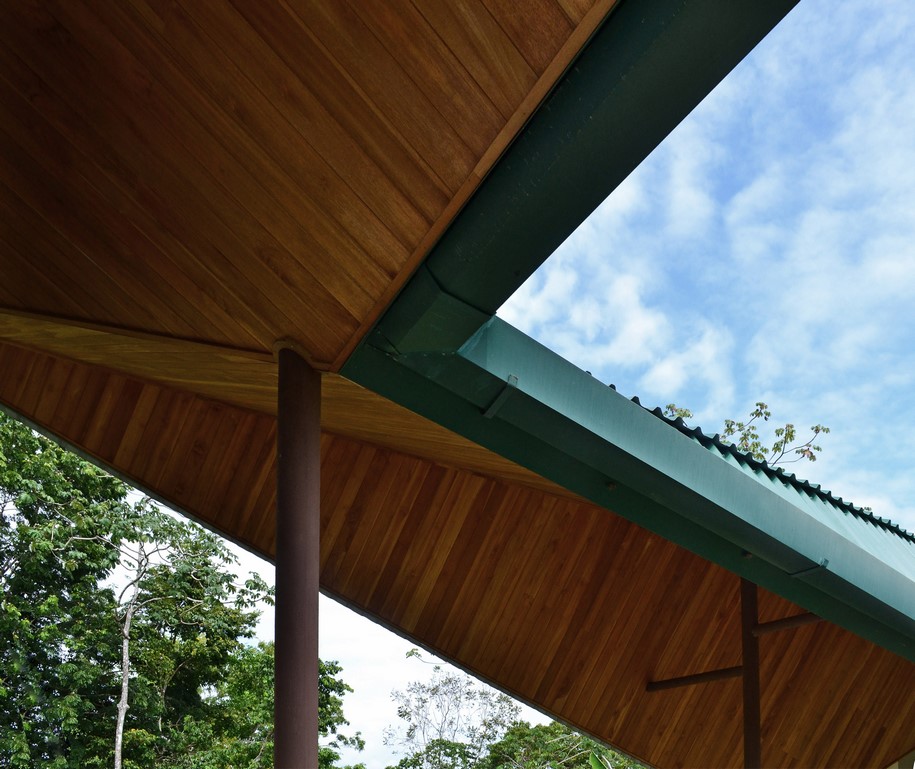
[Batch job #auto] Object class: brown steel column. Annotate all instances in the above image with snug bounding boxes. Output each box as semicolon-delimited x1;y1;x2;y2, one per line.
741;578;762;769
275;348;320;768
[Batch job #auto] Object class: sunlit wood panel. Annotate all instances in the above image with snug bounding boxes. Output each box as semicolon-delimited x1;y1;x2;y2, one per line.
1;341;913;768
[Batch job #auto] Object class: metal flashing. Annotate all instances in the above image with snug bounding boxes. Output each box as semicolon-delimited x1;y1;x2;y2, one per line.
342;0;915;662
345;317;915;662
652;409;915;544
413;0;799;323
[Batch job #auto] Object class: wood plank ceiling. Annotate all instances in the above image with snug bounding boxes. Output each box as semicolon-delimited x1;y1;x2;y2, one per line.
1;2;914;768
3;342;914;769
0;0;611;368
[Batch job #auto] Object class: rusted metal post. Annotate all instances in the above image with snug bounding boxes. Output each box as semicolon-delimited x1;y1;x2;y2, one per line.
275;348;320;768
741;578;761;769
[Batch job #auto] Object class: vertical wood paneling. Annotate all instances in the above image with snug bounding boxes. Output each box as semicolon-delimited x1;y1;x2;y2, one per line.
412;0;536;117
349;0;504;156
370;461;451;620
481;0;574;71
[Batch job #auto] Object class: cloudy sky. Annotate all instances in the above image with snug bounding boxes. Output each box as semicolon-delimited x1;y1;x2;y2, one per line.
502;0;915;533
254;1;915;765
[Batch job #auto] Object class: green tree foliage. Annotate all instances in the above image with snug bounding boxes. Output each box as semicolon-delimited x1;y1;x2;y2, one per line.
663;402;829;465
164;643;364;769
319;658;367;769
110;507;269;769
1;413;130;767
479;721;643;769
0;413;361;768
384;655;645;769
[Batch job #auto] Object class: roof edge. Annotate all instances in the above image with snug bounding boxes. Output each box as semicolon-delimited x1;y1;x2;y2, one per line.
344;318;915;662
650;407;915;544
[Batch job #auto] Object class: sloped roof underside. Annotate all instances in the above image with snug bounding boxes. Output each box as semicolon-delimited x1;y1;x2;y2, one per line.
1;1;914;767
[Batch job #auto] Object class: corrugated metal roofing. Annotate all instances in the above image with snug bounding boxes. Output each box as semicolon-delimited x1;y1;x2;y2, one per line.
642;401;915;577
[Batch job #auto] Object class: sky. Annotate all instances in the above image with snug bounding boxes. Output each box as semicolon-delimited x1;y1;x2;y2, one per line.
250;0;915;765
501;0;915;534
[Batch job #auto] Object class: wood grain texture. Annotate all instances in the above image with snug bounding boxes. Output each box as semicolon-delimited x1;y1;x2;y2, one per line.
0;311;570;495
3;2;912;766
0;0;613;369
1;342;912;769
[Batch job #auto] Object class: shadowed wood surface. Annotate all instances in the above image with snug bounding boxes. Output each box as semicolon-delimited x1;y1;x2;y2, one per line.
0;313;572;496
2;1;914;766
0;0;613;370
1;342;914;769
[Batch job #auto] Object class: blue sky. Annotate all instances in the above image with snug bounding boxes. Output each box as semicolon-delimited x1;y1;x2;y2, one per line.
271;1;915;764
501;0;915;534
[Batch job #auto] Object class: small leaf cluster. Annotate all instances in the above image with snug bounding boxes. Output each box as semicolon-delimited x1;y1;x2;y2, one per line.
664;402;829;466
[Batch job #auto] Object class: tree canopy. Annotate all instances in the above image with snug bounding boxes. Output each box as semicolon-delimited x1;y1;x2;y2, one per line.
0;412;361;768
384;653;645;769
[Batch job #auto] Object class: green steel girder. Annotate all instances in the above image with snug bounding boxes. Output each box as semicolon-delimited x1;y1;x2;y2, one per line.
345;320;915;662
388;0;799;347
343;0;915;661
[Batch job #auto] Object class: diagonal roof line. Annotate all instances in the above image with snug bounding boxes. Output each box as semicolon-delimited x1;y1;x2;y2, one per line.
346;317;915;662
645;405;915;544
369;0;800;355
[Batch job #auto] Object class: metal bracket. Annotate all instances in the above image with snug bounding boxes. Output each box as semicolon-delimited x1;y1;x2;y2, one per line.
483;374;519;419
789;558;829;579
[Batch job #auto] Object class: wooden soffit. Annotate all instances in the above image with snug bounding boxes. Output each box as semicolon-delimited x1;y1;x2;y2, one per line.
0;0;616;370
4;1;915;768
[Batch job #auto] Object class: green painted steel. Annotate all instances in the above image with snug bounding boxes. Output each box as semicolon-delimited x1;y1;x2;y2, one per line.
375;0;800;354
423;0;800;320
342;0;915;662
345;320;915;662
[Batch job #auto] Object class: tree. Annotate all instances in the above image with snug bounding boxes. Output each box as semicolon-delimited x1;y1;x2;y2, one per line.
382;653;646;769
1;413;131;767
385;651;520;769
165;643;365;769
0;412;362;768
383;658;648;769
110;506;269;769
664;402;829;465
478;721;643;769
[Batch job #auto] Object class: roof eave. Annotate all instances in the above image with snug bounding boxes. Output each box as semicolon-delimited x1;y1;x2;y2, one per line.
346;317;915;662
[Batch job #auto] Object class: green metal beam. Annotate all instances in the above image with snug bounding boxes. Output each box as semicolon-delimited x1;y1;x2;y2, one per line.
414;0;800;334
345;320;915;662
343;0;915;663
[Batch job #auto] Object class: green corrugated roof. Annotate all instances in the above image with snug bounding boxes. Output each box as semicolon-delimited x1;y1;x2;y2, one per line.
663;414;915;562
347;317;915;661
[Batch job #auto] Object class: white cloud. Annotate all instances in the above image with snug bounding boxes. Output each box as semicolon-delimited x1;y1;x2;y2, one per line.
201;5;915;764
660;121;720;240
638;323;735;419
501;0;915;537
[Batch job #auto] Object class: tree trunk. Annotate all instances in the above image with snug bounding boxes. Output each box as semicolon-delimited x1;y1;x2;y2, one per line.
114;599;136;769
114;567;141;769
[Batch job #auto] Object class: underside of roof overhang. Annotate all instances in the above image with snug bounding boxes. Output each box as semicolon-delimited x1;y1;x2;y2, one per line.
2;0;914;767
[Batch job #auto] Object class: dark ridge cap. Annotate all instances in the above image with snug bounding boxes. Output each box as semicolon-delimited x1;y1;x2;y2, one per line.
642;402;915;546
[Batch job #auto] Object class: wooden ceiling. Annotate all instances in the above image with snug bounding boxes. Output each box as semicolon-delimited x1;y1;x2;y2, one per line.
2;2;914;767
0;0;612;369
2;342;913;769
